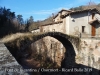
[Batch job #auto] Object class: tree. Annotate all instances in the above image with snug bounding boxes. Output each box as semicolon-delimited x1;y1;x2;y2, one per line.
28;16;34;24
24;16;34;32
0;7;24;38
25;19;30;31
17;15;24;25
9;12;15;20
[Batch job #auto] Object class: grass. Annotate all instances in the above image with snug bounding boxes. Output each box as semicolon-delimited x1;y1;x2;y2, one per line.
0;32;46;50
0;32;37;50
0;32;81;52
0;31;80;43
0;32;44;43
0;33;30;42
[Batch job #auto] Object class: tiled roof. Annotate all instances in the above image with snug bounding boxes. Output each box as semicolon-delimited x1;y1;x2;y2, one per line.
89;19;100;24
41;21;63;26
61;8;100;18
53;9;72;19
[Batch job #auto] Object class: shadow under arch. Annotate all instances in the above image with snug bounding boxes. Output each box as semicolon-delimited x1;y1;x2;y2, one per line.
44;34;76;68
26;32;77;68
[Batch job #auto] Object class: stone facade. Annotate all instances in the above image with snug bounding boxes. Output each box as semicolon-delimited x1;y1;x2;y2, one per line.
53;8;100;37
68;11;100;37
40;22;64;33
35;8;100;37
76;38;100;69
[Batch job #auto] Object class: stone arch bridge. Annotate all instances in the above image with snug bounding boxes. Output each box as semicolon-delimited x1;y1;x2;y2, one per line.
4;32;80;67
1;32;100;75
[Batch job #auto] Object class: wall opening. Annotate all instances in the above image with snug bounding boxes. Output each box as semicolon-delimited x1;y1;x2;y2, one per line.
82;26;85;33
51;43;52;49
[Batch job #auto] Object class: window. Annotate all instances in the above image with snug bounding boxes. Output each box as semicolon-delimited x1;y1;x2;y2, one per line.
82;26;85;33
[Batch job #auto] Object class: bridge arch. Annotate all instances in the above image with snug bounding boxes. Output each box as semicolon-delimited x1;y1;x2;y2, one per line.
5;32;79;67
20;32;80;67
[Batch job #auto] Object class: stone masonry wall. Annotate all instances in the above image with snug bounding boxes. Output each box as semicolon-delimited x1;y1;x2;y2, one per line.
31;37;100;70
76;38;100;70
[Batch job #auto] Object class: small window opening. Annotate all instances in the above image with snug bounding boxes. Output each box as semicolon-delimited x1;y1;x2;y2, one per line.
82;26;85;33
51;44;52;49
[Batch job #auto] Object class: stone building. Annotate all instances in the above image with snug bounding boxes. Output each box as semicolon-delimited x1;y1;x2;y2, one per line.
33;8;100;37
52;8;100;37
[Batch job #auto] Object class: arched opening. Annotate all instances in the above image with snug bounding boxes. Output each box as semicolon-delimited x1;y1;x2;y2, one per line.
30;36;66;68
4;32;76;75
16;34;76;70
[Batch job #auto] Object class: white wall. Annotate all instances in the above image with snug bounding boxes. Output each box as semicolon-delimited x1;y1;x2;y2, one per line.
68;12;91;35
65;16;70;34
66;11;100;37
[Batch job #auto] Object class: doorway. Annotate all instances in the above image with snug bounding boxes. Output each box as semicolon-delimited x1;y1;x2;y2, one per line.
91;25;95;36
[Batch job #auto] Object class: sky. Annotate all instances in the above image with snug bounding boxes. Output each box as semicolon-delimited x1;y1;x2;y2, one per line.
0;0;100;21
